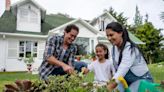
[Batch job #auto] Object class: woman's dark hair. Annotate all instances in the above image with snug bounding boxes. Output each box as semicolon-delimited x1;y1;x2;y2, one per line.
96;43;109;59
106;22;147;65
64;24;79;33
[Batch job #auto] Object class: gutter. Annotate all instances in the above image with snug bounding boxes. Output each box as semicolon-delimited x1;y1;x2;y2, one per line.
0;32;48;38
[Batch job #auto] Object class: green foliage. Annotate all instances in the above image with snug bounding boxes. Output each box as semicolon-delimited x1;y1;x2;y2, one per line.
108;7;129;28
133;6;143;28
91;51;96;58
135;22;164;63
2;71;109;92
76;44;87;55
24;56;34;64
160;12;164;22
1;67;164;92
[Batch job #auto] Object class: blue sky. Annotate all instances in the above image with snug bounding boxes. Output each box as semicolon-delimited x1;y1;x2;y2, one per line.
1;0;164;34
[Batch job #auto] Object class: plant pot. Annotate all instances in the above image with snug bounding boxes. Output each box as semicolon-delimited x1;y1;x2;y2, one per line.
27;64;32;73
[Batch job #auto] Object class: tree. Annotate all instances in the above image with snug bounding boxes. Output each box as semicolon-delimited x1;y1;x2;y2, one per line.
135;22;164;64
160;0;164;22
108;7;129;28
133;6;143;27
160;12;164;23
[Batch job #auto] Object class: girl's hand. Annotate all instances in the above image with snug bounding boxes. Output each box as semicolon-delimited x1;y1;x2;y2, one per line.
81;67;88;74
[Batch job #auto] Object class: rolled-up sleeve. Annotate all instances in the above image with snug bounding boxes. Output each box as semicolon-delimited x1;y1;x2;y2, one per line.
113;46;136;82
44;36;56;60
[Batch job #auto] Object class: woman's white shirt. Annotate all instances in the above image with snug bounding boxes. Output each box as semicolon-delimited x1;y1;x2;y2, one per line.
87;59;115;82
112;42;149;82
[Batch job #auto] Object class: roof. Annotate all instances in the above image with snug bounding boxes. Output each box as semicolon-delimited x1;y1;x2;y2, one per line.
90;11;117;25
128;31;145;44
49;18;100;35
0;11;73;36
45;13;73;28
0;10;53;35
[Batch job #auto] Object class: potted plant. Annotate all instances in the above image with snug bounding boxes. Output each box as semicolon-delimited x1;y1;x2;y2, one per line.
24;56;34;73
91;51;96;61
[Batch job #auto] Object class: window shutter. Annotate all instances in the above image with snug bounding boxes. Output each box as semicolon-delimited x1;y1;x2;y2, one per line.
8;40;18;58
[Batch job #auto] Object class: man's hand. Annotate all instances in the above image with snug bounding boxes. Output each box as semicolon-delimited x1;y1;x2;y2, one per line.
62;64;74;74
47;56;74;74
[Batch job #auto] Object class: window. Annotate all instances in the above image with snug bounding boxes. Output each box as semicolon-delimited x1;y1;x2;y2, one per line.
75;37;90;54
101;20;105;31
98;18;105;31
19;41;38;58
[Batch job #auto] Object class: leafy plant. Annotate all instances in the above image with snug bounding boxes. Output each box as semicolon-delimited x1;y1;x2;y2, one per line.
24;56;34;64
75;44;87;55
3;71;109;92
4;80;45;92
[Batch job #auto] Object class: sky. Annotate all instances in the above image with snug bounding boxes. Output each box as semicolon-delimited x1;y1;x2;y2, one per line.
1;0;164;34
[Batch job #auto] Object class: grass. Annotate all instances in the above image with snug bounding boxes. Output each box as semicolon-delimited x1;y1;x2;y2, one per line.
148;62;164;83
0;72;39;91
0;62;164;91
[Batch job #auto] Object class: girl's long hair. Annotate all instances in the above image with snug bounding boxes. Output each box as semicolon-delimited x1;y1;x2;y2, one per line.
96;43;109;59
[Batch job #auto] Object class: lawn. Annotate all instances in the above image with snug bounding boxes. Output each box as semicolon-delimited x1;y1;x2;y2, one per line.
0;62;164;91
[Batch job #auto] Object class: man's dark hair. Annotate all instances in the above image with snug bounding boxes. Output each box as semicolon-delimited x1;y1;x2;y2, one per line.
64;24;79;33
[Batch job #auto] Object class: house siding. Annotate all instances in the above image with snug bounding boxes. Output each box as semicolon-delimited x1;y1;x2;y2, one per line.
0;36;46;71
17;3;41;32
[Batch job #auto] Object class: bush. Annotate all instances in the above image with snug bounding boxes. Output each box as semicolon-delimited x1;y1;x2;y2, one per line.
3;71;108;92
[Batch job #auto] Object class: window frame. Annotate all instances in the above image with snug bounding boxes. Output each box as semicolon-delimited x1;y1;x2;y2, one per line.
18;40;38;58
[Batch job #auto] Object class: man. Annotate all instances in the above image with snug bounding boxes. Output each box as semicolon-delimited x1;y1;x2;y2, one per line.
39;24;79;81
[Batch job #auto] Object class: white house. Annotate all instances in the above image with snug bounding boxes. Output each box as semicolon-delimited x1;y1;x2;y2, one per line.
0;0;51;72
90;10;145;45
49;18;105;54
0;0;144;72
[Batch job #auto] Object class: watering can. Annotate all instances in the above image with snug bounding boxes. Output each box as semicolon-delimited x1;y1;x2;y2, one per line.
138;80;160;92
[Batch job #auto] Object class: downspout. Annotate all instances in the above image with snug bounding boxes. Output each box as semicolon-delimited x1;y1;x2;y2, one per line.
3;34;6;72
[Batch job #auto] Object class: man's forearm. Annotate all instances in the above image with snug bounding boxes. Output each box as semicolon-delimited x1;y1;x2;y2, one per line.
47;56;67;67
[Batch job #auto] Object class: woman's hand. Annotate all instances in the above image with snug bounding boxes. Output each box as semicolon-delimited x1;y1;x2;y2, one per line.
107;81;117;92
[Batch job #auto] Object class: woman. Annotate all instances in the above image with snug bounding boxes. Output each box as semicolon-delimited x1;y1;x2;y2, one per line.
106;22;153;92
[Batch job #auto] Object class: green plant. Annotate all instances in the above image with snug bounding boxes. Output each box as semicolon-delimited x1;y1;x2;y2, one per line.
76;44;87;55
91;51;96;58
3;71;109;92
24;56;34;64
4;80;45;92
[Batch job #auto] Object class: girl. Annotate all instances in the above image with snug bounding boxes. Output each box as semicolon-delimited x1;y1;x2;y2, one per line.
106;22;153;92
82;43;115;84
